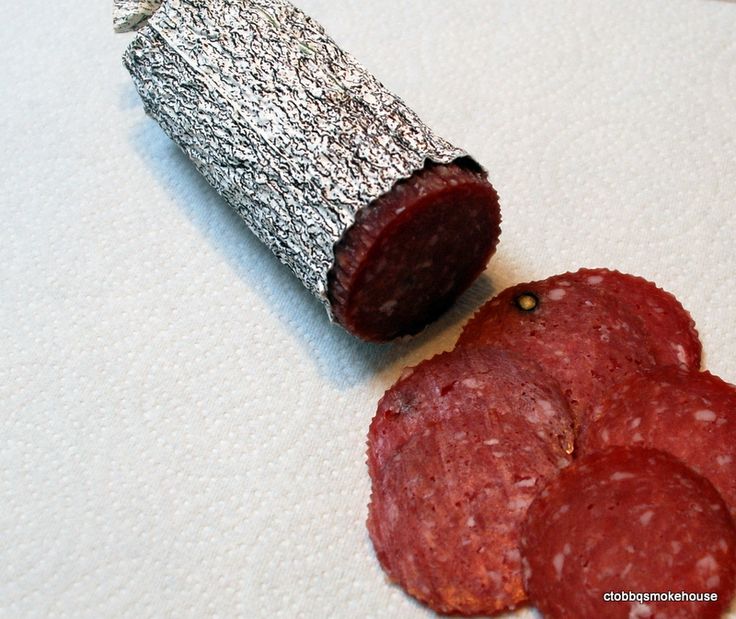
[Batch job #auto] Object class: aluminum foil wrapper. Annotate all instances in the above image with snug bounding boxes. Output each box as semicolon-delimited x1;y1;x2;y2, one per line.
121;0;475;317
113;0;163;32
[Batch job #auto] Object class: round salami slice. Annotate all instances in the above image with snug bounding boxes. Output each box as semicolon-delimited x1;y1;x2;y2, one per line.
369;347;574;474
329;162;501;342
367;347;574;615
457;268;701;428
579;367;736;519
521;447;736;619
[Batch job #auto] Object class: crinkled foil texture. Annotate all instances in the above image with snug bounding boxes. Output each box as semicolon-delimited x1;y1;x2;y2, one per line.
114;0;162;32
123;0;469;313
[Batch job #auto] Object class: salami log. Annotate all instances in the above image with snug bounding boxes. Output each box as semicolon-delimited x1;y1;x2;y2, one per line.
329;163;499;341
521;447;736;619
457;268;701;428
367;347;574;615
579;367;736;519
119;0;501;341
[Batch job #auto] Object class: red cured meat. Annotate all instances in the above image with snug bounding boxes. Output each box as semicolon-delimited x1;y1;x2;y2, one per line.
457;268;701;428
579;367;736;519
521;447;736;619
328;161;500;342
368;347;574;474
594;273;701;370
367;347;574;615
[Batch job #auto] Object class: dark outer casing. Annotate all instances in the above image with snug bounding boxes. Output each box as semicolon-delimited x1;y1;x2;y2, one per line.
521;447;736;619
329;162;500;341
367;347;574;615
579;367;736;519
457;268;701;429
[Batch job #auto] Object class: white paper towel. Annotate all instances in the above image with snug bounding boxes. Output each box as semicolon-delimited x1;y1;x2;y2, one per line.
1;1;735;617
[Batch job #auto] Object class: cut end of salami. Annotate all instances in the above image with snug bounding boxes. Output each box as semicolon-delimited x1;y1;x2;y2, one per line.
521;447;736;619
579;366;736;520
457;268;702;428
328;162;501;342
367;347;574;615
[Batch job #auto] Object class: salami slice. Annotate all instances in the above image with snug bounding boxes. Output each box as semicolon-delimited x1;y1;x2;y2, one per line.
457;268;701;428
329;162;501;341
369;347;574;474
593;273;701;370
367;347;574;615
579;367;736;519
521;447;736;619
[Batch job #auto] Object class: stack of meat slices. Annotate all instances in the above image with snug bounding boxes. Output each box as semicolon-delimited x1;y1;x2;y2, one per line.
367;268;736;617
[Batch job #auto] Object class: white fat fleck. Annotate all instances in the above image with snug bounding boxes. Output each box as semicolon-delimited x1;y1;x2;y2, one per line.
629;417;642;429
379;299;398;314
639;510;654;526
509;496;532;511
537;399;556;417
632;432;644;442
621;563;633;578
558;280;572;287
719;539;730;552
611;471;636;481
601;428;610;443
558;504;570;515
629;602;653;618
671;541;682;554
486;571;502;587
505;548;521;562
707;575;720;588
696;554;718;574
516;478;536;488
466;516;476;527
522;559;533;581
484;438;500;446
387;502;399;525
717;455;732;466
674;343;687;366
454;431;467;441
548;288;567;300
553;553;565;578
695;409;717;422
462;378;481;389
492;451;506;458
563;543;572;555
587;275;604;285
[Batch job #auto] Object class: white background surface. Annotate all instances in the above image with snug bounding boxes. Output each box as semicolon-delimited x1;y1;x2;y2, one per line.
2;1;736;617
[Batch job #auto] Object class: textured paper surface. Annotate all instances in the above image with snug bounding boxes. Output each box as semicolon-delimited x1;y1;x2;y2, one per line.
2;1;736;617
